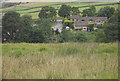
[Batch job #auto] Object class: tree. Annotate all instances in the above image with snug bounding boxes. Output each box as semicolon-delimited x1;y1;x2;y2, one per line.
2;11;22;43
96;9;120;43
108;10;120;23
20;15;33;42
82;9;91;17
88;23;94;31
38;6;57;19
104;22;118;42
102;9;120;42
97;6;115;18
29;27;45;43
90;5;96;13
29;18;53;43
58;5;71;18
36;18;53;43
82;5;96;17
71;7;80;15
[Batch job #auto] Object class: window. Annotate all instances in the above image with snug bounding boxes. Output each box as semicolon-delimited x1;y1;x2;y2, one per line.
82;19;85;21
89;19;93;22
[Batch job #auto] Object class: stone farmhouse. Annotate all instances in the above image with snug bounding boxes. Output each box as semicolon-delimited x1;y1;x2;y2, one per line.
70;15;107;31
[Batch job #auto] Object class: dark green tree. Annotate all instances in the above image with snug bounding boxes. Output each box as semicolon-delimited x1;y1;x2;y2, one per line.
58;5;71;18
29;18;53;43
90;5;96;13
82;5;96;17
108;10;120;23
37;18;53;43
20;15;33;42
103;9;119;42
71;7;80;15
97;6;115;18
29;27;45;43
2;11;22;43
82;9;93;17
104;22;119;42
38;6;57;19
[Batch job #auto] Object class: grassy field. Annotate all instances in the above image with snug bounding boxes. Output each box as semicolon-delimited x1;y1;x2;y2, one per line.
21;4;118;19
2;42;118;79
1;2;61;12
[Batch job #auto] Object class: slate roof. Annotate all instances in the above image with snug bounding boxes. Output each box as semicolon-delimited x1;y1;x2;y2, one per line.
74;17;107;27
81;17;107;21
74;21;89;27
70;15;80;19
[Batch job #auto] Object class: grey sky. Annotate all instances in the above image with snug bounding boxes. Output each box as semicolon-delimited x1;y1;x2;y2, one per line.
4;0;120;2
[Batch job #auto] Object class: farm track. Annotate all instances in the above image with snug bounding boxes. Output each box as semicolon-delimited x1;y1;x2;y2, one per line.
2;2;119;14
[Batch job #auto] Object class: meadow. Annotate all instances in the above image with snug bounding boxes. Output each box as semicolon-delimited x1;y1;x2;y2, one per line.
1;2;61;12
2;42;118;79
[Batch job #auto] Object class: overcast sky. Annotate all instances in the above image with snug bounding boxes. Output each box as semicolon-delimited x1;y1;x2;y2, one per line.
4;0;120;2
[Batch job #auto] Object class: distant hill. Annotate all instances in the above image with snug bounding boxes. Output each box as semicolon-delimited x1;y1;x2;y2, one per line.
0;0;9;1
2;2;26;8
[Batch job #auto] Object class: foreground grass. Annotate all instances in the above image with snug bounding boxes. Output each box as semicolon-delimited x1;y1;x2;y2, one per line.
2;42;118;79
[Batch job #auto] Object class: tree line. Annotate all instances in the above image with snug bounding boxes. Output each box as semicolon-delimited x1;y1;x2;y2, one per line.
38;5;116;18
2;4;120;43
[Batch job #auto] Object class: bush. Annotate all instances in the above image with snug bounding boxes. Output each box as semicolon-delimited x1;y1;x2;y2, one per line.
58;30;96;43
60;29;75;42
96;29;106;42
83;32;96;42
63;19;74;29
39;47;47;52
88;23;94;31
74;32;87;42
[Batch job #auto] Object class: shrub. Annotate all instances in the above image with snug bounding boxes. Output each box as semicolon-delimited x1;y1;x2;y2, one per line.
60;29;75;42
88;23;94;31
83;32;96;42
63;19;74;29
74;31;87;42
58;31;96;43
96;29;106;42
39;47;47;52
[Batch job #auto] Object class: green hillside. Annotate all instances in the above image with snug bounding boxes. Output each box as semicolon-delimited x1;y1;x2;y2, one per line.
1;2;118;19
1;2;62;12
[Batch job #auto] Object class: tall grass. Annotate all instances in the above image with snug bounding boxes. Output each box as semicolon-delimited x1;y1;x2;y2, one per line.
2;42;118;79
